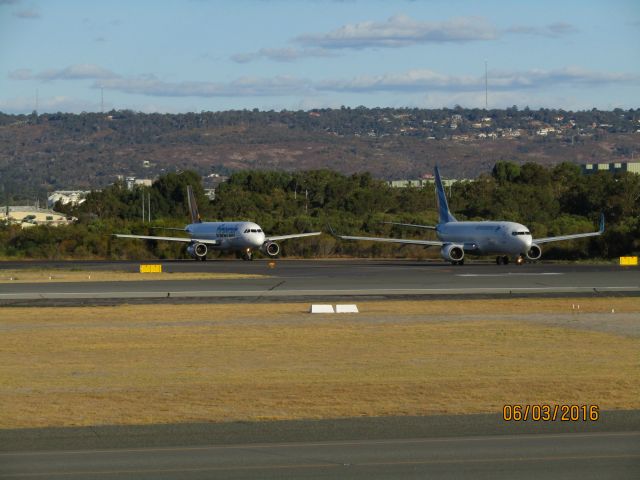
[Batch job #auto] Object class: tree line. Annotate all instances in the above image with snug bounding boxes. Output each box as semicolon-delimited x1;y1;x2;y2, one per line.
1;162;638;260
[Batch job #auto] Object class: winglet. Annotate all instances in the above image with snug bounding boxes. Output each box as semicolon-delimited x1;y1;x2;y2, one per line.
326;224;338;238
599;213;605;233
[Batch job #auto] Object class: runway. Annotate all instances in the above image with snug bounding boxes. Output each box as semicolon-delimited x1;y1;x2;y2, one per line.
0;260;638;303
2;413;639;479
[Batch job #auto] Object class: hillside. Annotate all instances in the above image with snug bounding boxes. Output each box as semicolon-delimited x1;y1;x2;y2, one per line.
0;107;638;199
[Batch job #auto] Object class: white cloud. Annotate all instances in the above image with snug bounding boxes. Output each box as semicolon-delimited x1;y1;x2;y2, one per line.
295;14;498;49
231;47;333;63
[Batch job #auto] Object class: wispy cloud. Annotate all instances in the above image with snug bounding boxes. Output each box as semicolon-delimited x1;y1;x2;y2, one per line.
231;47;334;63
94;74;311;97
8;68;33;80
7;63;637;100
0;95;96;114
9;64;118;81
233;14;578;61
13;8;40;19
318;67;639;93
295;14;498;49
506;22;578;37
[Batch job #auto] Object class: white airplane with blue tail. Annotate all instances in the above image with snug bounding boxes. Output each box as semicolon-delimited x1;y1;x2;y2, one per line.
114;186;321;261
332;166;604;265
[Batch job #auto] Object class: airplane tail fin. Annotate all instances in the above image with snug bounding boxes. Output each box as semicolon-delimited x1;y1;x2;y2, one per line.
435;166;457;224
186;185;202;224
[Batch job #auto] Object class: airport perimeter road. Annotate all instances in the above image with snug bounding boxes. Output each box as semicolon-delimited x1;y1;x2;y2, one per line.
0;260;638;302
1;431;639;479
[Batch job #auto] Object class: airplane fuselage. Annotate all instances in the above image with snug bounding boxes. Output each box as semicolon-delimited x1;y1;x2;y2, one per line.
186;221;266;251
436;220;532;256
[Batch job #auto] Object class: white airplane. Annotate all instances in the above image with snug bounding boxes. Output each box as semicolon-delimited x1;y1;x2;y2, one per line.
332;166;604;265
114;186;321;261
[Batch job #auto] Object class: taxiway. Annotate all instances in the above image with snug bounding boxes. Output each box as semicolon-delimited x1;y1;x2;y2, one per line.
0;260;638;303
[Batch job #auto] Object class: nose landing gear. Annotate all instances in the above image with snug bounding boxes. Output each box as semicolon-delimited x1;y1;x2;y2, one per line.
241;249;253;261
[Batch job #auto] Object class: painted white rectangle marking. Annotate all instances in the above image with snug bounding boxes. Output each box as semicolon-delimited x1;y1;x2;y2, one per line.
336;304;359;313
310;304;335;313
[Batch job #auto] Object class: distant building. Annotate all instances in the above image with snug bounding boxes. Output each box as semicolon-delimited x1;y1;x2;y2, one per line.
388;178;463;188
116;176;153;190
47;190;90;208
581;162;640;175
0;206;77;228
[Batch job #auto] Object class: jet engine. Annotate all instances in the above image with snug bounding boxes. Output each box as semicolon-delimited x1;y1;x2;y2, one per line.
260;241;280;257
441;244;464;263
187;242;208;260
526;243;542;261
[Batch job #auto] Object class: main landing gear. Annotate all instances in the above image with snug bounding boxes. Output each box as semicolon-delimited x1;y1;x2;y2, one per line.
496;255;510;265
496;255;525;265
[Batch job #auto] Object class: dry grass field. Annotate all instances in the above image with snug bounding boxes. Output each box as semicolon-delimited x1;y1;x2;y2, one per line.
0;269;266;283
1;298;639;429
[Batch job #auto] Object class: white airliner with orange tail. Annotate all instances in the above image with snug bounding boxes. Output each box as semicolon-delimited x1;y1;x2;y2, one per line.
114;186;320;261
332;166;604;265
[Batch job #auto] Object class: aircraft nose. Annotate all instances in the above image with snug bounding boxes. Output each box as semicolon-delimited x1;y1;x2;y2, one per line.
250;232;265;248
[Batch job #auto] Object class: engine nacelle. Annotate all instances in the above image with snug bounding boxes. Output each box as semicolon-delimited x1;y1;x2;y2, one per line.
441;244;464;262
526;243;542;261
260;241;280;257
187;242;208;259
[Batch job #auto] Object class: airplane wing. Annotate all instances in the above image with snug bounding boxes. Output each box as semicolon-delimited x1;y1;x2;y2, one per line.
382;221;437;230
112;234;220;245
333;233;443;246
328;226;442;246
532;214;605;244
266;232;322;242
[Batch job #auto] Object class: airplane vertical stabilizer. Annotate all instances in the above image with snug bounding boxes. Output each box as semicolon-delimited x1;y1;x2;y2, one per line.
435;166;457;224
186;185;202;224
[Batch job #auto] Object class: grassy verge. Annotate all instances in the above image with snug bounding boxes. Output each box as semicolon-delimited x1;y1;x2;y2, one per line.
0;269;267;283
1;298;638;428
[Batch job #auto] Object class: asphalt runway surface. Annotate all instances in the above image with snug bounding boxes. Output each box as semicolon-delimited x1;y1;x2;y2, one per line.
1;259;639;304
2;260;639;478
1;413;639;479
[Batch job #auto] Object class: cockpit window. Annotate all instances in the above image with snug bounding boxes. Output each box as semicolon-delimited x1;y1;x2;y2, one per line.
244;229;249;233
511;231;531;236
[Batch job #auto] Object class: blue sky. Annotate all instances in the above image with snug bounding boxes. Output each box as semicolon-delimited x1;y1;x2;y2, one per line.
1;0;638;114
